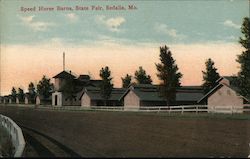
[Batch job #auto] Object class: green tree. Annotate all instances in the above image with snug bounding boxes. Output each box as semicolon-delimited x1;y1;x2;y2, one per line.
17;88;24;103
11;87;17;98
236;17;250;99
155;45;183;105
37;75;53;99
28;82;36;103
121;74;132;88
202;58;220;93
11;87;17;103
134;66;152;84
99;66;113;106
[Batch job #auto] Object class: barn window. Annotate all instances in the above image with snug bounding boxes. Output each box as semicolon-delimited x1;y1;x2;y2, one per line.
227;90;231;95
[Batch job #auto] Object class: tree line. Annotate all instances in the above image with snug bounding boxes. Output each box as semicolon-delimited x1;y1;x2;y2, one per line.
10;76;54;103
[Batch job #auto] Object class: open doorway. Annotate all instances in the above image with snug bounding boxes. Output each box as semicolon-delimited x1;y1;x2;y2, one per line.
55;95;58;106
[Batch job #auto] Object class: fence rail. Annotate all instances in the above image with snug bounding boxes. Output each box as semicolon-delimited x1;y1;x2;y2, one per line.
0;114;25;157
36;105;250;114
1;103;250;114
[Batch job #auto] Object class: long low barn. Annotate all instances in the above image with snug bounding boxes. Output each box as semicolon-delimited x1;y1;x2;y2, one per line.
119;84;204;110
80;87;127;107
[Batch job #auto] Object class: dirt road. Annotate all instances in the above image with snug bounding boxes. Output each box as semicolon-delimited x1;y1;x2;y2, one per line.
0;106;249;157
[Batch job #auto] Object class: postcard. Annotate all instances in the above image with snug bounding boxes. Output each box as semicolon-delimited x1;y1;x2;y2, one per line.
0;0;249;158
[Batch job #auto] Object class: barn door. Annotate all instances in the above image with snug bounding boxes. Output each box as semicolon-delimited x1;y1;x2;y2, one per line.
55;95;58;106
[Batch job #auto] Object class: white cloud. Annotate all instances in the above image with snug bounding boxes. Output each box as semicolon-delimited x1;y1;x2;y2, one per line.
19;15;55;31
65;13;78;22
223;20;240;29
154;23;186;40
95;15;126;32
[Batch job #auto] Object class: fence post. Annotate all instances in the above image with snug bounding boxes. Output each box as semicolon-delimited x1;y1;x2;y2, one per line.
181;106;183;114
196;106;198;114
248;143;250;158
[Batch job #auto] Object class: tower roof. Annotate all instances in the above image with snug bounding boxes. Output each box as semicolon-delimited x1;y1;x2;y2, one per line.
53;71;76;79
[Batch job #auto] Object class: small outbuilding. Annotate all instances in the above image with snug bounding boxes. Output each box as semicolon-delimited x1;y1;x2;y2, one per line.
8;96;14;104
3;96;8;104
36;95;52;105
16;97;19;104
80;87;126;107
198;76;250;113
24;93;30;104
24;93;36;104
0;96;3;104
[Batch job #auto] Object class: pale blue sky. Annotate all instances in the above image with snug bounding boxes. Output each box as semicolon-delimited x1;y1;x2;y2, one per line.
1;0;249;45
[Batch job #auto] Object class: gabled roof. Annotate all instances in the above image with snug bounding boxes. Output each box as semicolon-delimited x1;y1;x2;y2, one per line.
53;70;103;94
176;92;204;101
36;94;52;100
133;89;163;101
78;75;90;81
88;80;102;87
198;76;250;103
224;76;237;82
177;86;204;101
178;86;203;91
197;83;250;103
119;84;204;102
216;76;237;84
80;87;126;101
132;84;157;89
53;71;76;79
24;93;30;98
4;95;15;100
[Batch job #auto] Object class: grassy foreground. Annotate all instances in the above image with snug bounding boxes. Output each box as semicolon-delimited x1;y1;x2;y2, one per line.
0;105;250;157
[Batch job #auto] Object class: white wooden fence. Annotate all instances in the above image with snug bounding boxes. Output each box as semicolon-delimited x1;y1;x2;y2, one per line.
89;105;249;114
248;143;250;158
34;105;250;114
1;103;250;114
0;114;25;157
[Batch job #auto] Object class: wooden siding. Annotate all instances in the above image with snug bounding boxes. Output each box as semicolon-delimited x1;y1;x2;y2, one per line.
81;93;91;107
124;90;140;109
208;85;244;112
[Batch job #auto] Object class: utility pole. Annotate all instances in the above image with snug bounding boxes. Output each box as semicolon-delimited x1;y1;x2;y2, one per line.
63;52;65;71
